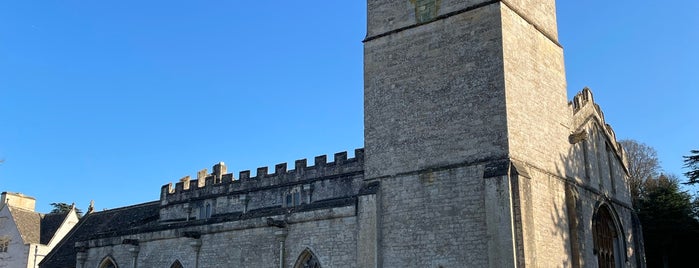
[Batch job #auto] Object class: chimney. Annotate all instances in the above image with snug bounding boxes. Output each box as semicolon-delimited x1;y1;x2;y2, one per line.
1;192;36;211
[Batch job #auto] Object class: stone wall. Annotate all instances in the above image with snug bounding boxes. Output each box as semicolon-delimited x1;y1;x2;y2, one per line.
160;149;364;222
366;0;558;40
0;206;31;268
517;166;572;267
364;2;509;179
80;204;360;268
501;1;569;175
379;165;489;267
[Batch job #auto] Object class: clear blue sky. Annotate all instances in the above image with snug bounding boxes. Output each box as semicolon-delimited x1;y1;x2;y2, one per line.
1;1;697;213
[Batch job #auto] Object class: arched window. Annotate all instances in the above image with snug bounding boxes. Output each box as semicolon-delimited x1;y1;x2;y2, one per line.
170;260;184;268
98;256;118;268
294;248;321;268
593;205;623;268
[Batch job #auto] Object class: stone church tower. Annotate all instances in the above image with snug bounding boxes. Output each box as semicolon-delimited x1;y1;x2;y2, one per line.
364;0;642;267
41;1;644;267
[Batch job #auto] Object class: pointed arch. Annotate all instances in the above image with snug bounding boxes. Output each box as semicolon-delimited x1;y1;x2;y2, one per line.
293;248;321;268
98;256;118;268
170;260;184;268
593;203;625;268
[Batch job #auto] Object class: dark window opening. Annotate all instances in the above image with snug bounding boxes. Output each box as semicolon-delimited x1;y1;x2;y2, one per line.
294;192;301;206
99;257;118;268
294;248;321;268
171;260;184;268
594;205;622;268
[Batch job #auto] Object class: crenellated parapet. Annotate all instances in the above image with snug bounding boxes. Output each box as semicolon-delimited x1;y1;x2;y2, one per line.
160;148;365;206
569;87;629;175
570;88;620;145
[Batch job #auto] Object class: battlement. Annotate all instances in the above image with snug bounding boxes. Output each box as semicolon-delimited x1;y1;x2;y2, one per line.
570;88;615;137
569;87;627;169
160;148;365;205
571;87;611;125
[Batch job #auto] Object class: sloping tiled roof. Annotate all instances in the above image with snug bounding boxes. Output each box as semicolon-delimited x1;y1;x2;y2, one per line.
40;212;70;245
40;201;160;268
7;207;73;246
9;207;41;244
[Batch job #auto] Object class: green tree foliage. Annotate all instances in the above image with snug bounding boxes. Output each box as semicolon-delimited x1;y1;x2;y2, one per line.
620;139;661;208
683;150;699;184
637;174;699;267
49;202;83;216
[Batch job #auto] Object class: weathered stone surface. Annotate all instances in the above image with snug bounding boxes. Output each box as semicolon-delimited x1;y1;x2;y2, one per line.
365;3;508;179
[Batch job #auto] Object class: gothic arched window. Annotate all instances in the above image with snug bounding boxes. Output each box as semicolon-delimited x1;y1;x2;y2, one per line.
98;256;118;268
170;260;184;268
294;248;321;268
593;205;623;268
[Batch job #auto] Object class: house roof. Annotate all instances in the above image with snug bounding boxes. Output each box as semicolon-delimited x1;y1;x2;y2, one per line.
8;207;41;244
7;206;74;245
40;201;160;268
40;212;71;245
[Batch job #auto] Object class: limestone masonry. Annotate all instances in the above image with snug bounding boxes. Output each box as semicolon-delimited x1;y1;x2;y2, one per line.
38;0;644;267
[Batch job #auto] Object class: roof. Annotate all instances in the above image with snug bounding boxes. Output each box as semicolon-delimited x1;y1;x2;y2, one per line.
8;207;41;244
40;201;160;268
40;212;70;245
7;206;74;245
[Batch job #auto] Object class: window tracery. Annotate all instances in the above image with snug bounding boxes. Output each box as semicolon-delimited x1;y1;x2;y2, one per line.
0;237;9;253
593;205;623;268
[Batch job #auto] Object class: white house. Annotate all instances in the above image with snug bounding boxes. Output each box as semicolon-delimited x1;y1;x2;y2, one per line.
0;192;79;268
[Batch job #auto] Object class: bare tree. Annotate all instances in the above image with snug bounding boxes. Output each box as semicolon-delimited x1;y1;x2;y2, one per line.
620;139;661;208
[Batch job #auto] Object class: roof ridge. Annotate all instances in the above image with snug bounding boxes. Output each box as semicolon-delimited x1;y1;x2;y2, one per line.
8;205;38;213
89;200;159;214
44;211;69;215
41;207;75;246
40;209;91;267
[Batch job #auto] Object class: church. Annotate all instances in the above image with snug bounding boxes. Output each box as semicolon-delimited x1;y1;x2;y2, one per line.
40;0;644;267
